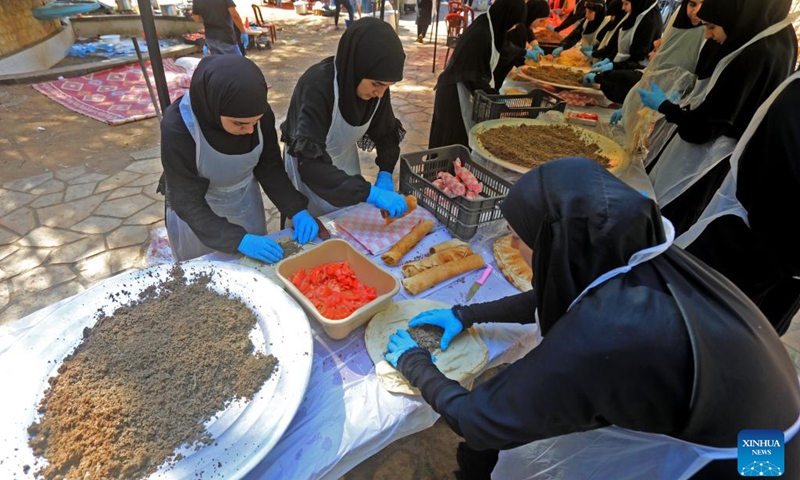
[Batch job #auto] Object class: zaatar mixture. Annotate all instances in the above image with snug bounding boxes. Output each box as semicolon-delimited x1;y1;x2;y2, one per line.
520;65;586;87
478;124;613;169
27;265;278;480
408;324;445;353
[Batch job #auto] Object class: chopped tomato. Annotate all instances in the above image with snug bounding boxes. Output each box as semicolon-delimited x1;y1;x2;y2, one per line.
289;262;377;320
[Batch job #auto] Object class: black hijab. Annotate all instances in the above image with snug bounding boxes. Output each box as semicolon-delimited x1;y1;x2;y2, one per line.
698;0;791;54
489;0;529;51
437;0;526;88
584;0;607;35
189;55;268;154
671;0;698;29
525;0;550;26
619;0;657;30
334;17;405;126
500;157;665;334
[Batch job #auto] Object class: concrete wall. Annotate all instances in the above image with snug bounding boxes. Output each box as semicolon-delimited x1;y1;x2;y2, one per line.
0;0;62;58
0;24;74;74
70;15;202;38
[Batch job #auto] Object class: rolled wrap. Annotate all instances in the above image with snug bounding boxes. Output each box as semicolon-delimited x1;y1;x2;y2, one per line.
381;195;418;225
402;253;486;295
401;245;474;278
381;219;435;266
429;239;468;254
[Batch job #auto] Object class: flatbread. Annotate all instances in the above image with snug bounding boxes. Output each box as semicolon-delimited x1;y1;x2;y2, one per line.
365;300;489;395
493;235;533;292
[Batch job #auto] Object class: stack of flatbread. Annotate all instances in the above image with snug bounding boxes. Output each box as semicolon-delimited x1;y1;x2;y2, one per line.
401;239;486;295
492;234;533;292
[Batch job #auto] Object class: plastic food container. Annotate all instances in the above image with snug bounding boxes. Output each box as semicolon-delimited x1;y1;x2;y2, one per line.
276;239;400;339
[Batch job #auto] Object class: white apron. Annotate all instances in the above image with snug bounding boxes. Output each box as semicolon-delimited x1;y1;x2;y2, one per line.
165;93;266;262
457;11;500;137
614;1;658;63
495;217;800;479
648;17;793;208
597;12;629;51
581;16;612;47
674;70;800;248
283;64;380;217
493;412;800;480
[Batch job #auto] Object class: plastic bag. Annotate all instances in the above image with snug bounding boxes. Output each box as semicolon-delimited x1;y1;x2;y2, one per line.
621;66;697;157
145;226;174;266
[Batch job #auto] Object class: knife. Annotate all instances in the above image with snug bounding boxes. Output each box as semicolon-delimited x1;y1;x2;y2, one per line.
315;218;331;240
465;265;493;301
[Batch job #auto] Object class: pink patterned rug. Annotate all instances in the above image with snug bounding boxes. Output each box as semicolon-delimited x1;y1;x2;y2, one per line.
32;59;190;125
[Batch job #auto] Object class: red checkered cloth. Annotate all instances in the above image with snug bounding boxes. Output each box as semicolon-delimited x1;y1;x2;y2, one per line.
335;204;437;255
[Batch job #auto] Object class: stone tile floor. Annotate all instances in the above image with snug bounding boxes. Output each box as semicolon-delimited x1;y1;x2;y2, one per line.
1;12;798;480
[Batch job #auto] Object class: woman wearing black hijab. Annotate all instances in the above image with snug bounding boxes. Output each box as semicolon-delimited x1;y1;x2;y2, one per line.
640;0;797;236
385;158;800;479
607;0;705;113
280;18;409;219
158;55;318;263
584;0;663;100
493;0;551;90
428;0;527;149
551;0;609;55
675;71;800;335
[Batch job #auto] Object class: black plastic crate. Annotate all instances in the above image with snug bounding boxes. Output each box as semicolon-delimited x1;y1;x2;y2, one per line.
472;89;566;123
399;145;513;241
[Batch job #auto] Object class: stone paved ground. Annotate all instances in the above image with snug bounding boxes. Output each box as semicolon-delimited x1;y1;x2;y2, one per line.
1;8;799;480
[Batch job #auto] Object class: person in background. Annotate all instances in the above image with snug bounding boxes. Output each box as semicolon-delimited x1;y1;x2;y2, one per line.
550;0;610;58
550;0;586;33
493;1;552;89
583;0;663;103
386;157;800;480
638;0;797;235
192;0;249;55
609;0;706;123
428;0;527;149
416;0;433;43
675;71;800;335
280;18;408;219
158;55;318;263
333;0;355;30
585;0;624;58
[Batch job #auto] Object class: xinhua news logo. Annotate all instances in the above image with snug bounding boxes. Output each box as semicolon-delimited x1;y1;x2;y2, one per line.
738;429;784;476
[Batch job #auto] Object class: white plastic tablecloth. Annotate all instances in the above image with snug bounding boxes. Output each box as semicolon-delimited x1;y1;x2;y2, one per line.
0;210;539;480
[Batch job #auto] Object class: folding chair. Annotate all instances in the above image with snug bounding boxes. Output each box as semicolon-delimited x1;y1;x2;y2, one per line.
251;4;278;43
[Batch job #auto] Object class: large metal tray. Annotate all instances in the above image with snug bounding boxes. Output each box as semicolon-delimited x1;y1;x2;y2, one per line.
0;261;313;479
468;118;630;176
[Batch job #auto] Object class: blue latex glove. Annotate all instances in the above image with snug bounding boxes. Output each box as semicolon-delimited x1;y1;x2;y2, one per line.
385;329;435;367
238;234;284;263
591;60;613;73
240;32;249;49
202;44;208;56
551;46;564;58
546;24;556;31
553;8;562;15
367;186;408;218
374;171;394;191
580;45;593;60
582;72;597;85
408;309;464;351
592;57;611;67
637;82;669;111
525;45;545;61
291;210;318;244
610;109;623;125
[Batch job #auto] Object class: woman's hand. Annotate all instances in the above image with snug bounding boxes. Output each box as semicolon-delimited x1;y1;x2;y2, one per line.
238;234;284;263
367;186;408;217
408;309;463;351
386;329;432;367
291;210;319;244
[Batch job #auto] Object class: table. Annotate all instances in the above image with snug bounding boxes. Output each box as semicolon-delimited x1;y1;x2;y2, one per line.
0;210;539;480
